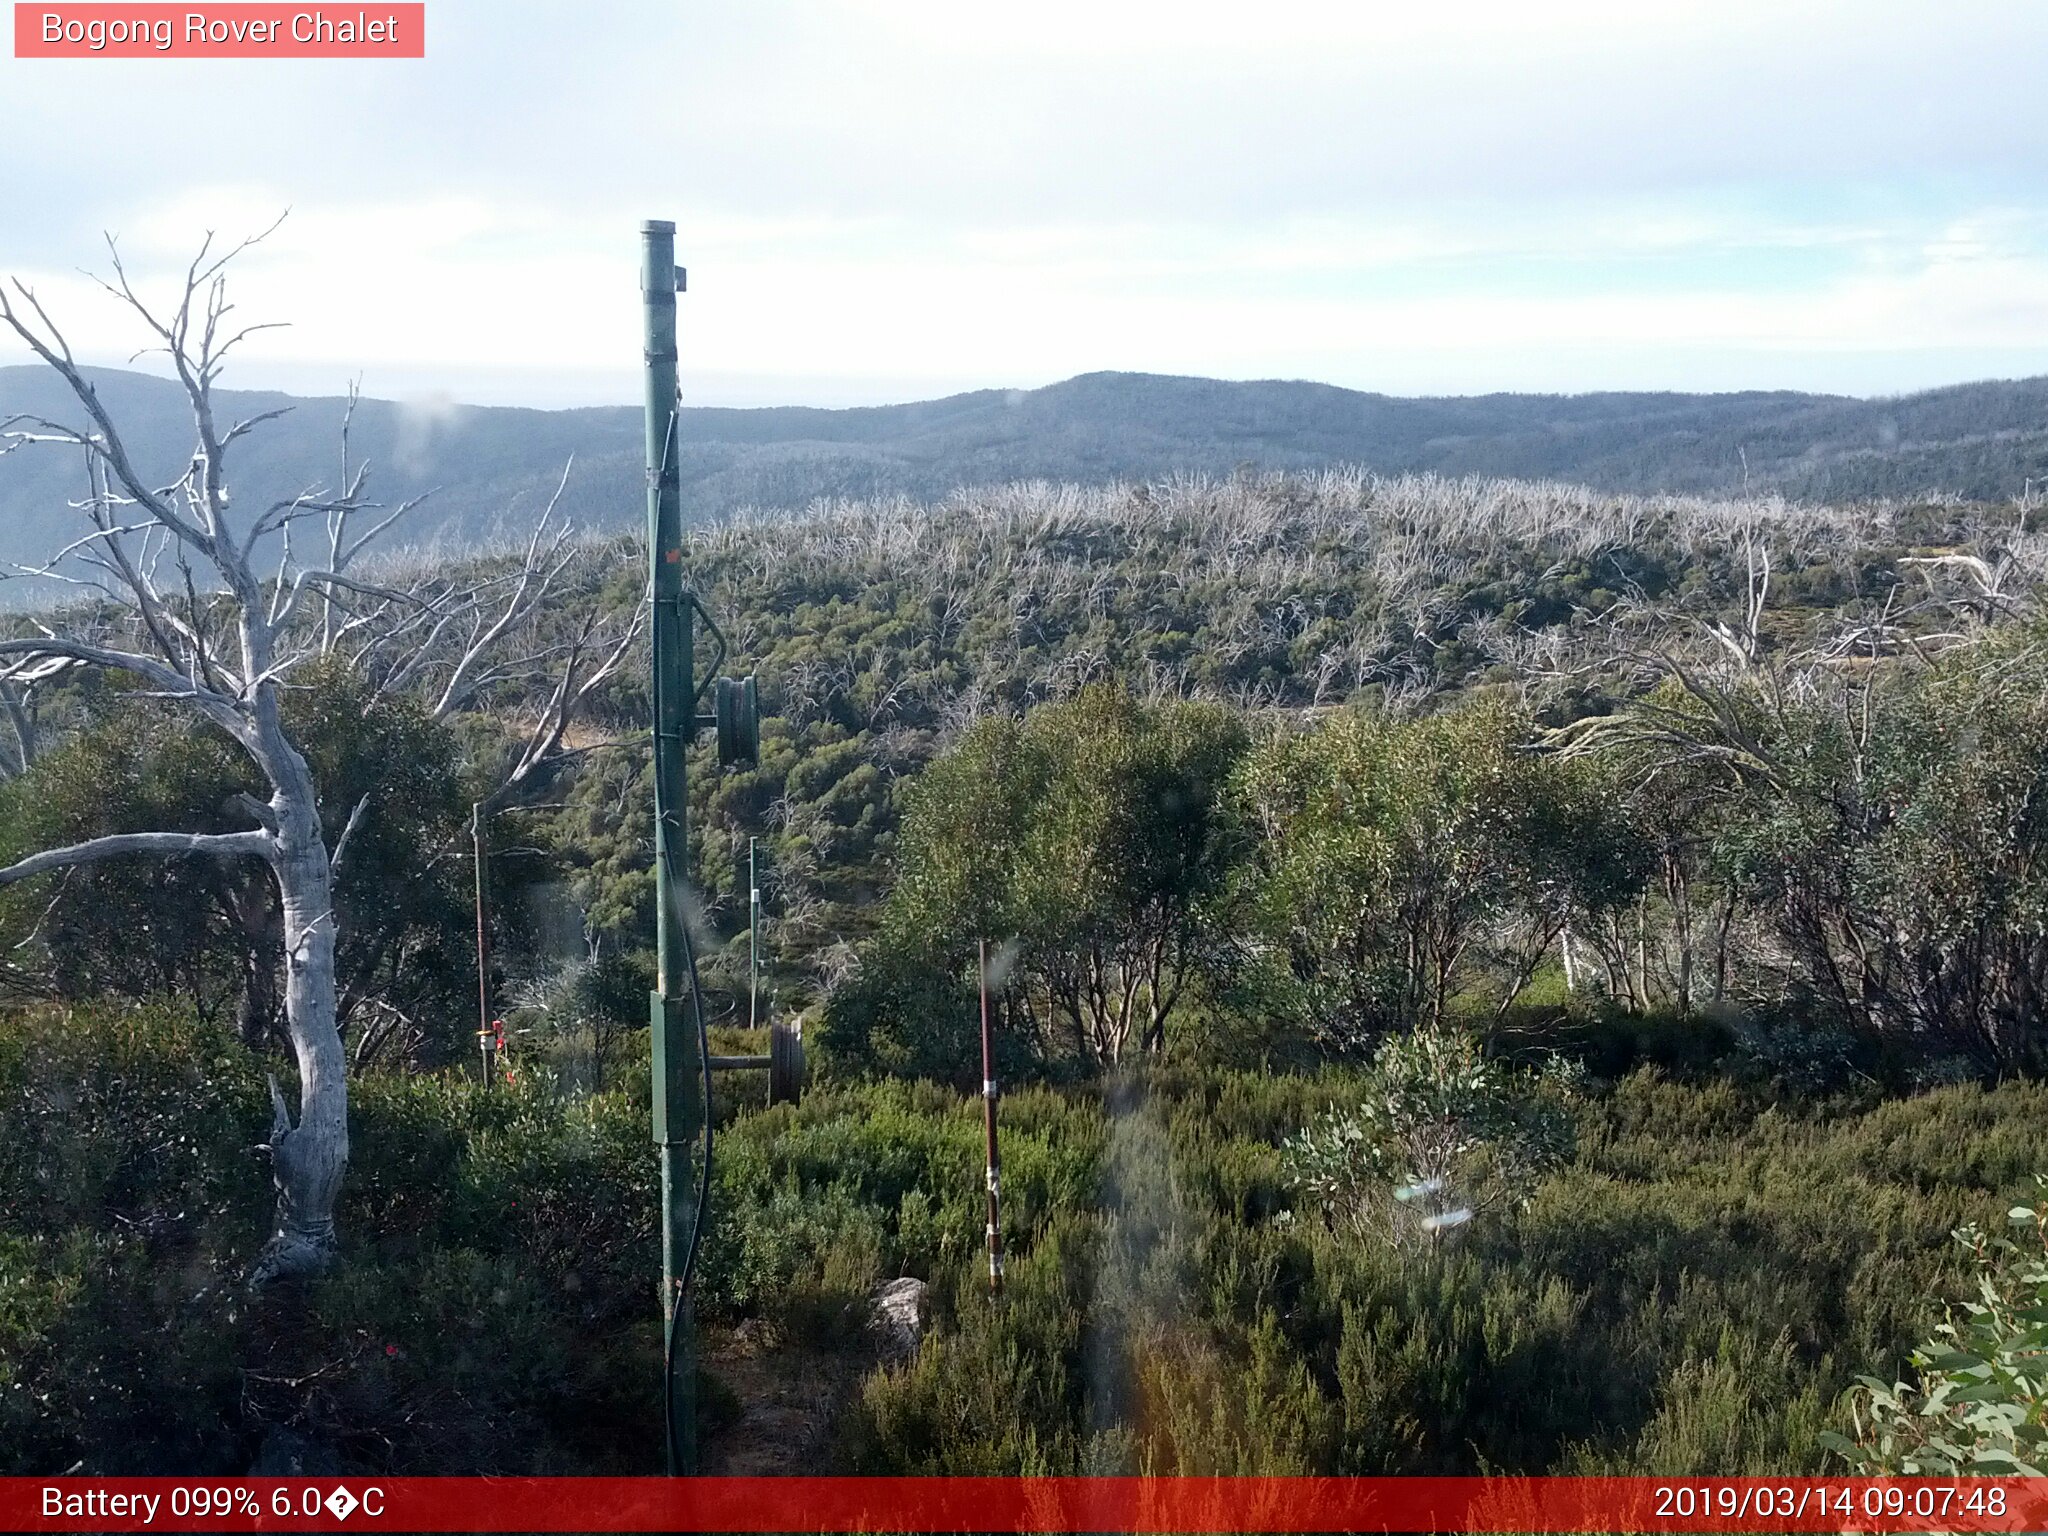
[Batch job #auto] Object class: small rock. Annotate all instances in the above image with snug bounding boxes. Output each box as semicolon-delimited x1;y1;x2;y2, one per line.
868;1277;927;1358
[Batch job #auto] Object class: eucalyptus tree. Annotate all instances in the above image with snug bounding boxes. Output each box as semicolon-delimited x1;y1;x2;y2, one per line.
1542;516;2048;1066
1235;701;1640;1049
0;232;628;1281
833;685;1247;1074
1558;620;2048;1069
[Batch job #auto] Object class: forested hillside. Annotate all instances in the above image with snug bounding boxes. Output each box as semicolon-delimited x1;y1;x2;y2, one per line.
543;472;2031;1005
3;366;2045;582
6;466;2048;1479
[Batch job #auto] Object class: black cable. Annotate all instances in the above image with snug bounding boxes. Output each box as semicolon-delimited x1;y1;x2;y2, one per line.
650;391;719;1475
660;843;716;1475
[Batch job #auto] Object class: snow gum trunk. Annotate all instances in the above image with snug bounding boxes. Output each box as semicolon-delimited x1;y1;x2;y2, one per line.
250;761;350;1286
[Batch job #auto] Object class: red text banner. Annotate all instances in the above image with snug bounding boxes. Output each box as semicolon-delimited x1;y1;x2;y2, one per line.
14;5;424;57
2;1476;2046;1532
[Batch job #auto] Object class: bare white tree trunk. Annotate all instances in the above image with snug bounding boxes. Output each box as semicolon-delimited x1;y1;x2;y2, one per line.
251;737;350;1281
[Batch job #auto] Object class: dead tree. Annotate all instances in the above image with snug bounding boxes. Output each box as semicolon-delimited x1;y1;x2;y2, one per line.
0;229;622;1283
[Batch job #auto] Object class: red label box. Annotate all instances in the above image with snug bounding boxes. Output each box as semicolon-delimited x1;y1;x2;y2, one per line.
13;3;424;57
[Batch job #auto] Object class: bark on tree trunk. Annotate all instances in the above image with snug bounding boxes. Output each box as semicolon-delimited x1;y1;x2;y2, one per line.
1713;885;1738;1003
249;789;351;1287
1667;853;1694;1015
237;949;279;1050
229;877;284;1049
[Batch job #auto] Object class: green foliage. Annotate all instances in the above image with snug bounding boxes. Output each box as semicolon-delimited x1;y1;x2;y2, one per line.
829;685;1248;1076
1286;1028;1580;1249
512;950;653;1093
1825;1190;2048;1475
839;1213;1100;1474
293;661;478;1061
0;1004;265;1472
701;1079;1104;1343
543;748;657;946
0;709;249;1015
1235;701;1644;1048
11;468;2048;1481
0;1004;658;1473
841;1060;2037;1476
816;940;981;1086
0;1002;268;1239
534;471;1932;1003
1602;624;2048;1069
8;998;2048;1477
0;661;474;1062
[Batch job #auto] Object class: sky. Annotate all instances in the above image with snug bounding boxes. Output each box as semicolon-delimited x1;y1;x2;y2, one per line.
4;0;2048;408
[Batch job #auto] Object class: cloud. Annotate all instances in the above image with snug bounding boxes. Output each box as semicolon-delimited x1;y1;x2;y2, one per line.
14;192;2048;405
4;1;2047;402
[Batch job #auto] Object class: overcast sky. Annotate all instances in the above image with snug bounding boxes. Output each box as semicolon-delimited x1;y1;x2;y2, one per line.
5;0;2048;408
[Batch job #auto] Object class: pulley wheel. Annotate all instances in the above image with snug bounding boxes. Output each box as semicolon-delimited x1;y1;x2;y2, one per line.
768;1017;804;1106
715;675;760;767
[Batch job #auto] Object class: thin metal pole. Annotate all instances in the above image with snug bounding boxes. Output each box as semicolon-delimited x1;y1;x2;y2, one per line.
471;801;493;1087
748;836;760;1031
980;939;1003;1297
644;218;700;1476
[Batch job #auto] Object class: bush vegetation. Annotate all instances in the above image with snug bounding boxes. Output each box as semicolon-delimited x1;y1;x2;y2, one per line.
4;470;2048;1475
7;995;2046;1476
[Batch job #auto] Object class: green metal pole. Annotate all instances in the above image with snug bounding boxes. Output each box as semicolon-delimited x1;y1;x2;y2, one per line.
471;802;493;1087
748;836;759;1032
643;218;700;1476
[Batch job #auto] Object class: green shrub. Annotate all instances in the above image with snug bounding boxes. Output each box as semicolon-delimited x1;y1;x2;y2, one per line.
1284;1028;1580;1249
6;1003;2045;1479
0;1228;247;1474
1825;1191;2048;1475
0;1005;264;1473
838;1212;1101;1474
0;1005;659;1474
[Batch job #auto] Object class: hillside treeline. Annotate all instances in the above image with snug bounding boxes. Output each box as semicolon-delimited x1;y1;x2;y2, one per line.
558;472;2044;1033
5;369;2046;580
17;468;2006;1060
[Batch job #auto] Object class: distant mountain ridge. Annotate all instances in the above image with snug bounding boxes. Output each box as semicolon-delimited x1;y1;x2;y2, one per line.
1;366;2043;572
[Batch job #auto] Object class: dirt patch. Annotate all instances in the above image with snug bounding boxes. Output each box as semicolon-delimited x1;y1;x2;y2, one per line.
698;1319;873;1476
